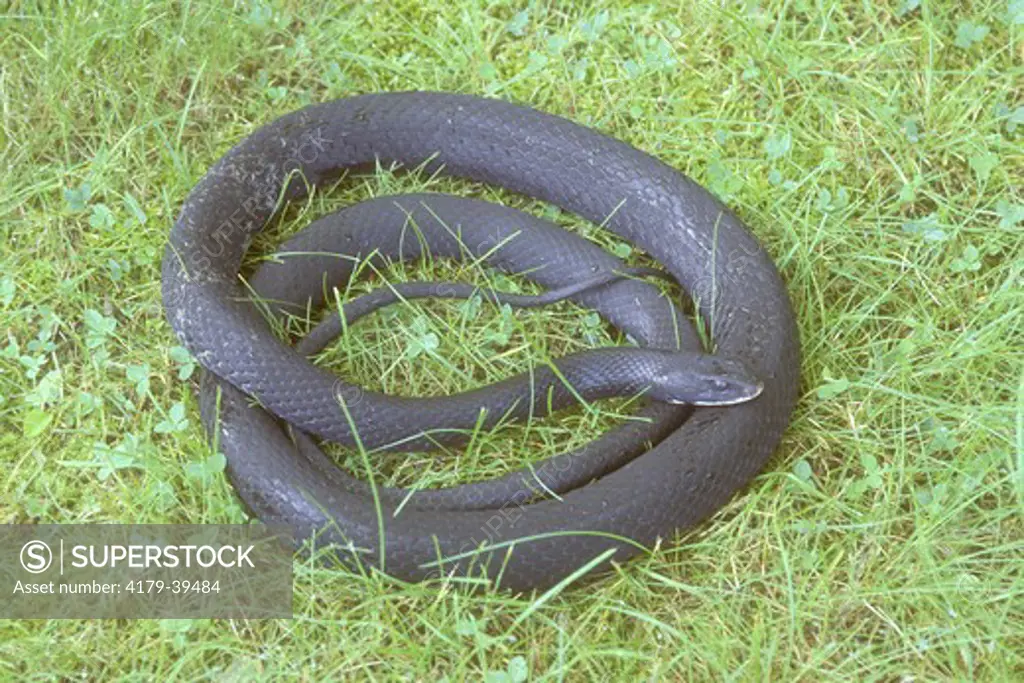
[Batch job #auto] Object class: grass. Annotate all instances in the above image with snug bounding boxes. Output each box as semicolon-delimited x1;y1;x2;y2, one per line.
1;0;1022;679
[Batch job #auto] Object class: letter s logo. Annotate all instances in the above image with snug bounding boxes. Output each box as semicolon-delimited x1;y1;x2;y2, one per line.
20;540;53;574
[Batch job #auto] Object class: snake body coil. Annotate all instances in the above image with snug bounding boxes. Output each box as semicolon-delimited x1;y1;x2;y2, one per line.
162;92;800;591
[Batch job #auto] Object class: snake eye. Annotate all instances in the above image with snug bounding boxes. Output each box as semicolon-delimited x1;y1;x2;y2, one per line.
708;379;729;392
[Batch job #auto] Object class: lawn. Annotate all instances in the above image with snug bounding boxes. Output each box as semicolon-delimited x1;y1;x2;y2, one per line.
1;0;1022;679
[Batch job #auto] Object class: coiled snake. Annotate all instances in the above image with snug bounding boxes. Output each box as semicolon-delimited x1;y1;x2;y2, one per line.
161;92;800;591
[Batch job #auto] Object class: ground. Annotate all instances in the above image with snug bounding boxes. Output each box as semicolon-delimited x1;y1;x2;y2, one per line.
1;0;1022;679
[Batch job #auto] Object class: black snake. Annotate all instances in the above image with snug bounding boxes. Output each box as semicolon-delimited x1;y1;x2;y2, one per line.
161;92;800;591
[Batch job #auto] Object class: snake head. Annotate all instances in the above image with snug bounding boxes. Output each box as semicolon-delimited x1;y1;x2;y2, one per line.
648;352;763;406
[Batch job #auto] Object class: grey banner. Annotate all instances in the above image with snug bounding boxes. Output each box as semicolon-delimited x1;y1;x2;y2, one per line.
1;525;293;619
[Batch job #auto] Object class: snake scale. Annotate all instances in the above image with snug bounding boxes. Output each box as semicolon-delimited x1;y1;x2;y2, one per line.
161;92;801;591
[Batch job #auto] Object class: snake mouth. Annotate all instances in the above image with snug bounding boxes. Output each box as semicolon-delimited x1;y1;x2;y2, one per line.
664;380;765;407
703;380;764;406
